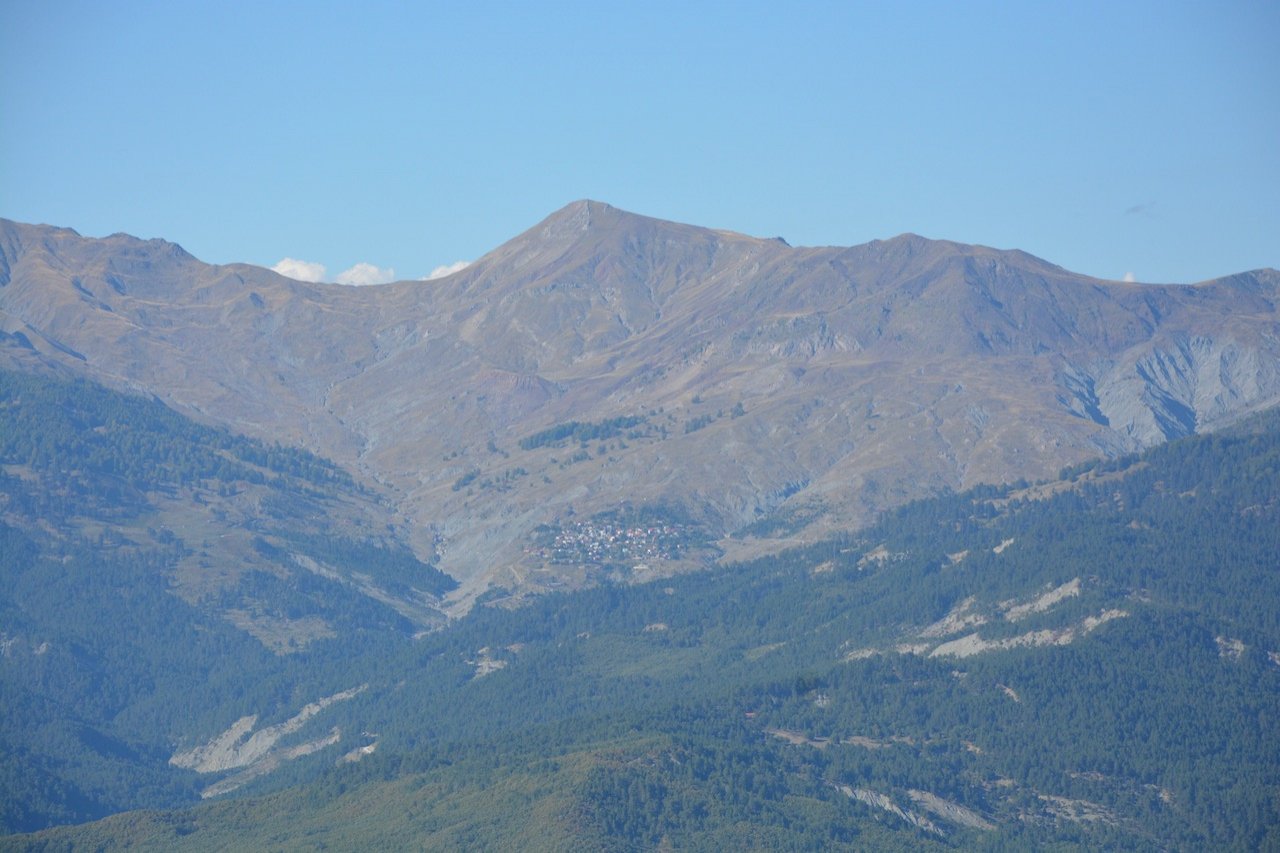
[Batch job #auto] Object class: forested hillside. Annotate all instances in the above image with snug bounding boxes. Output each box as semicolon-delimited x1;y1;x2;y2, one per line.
12;395;1279;849
0;370;451;831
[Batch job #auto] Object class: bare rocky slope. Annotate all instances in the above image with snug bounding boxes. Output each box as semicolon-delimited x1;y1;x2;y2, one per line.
2;202;1278;604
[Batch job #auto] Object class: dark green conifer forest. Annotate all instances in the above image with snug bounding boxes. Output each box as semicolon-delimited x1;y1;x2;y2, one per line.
3;369;1278;850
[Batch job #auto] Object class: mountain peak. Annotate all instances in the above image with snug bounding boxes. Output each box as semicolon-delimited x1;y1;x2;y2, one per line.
876;232;961;253
524;201;801;259
536;199;628;239
0;218;196;267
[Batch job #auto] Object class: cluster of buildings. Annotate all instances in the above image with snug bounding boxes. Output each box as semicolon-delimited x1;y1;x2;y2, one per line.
534;518;690;565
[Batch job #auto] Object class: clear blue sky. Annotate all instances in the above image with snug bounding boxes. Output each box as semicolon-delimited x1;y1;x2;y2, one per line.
2;0;1276;284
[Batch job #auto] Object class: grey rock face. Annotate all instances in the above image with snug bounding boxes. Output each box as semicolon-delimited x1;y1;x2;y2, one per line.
1092;330;1280;446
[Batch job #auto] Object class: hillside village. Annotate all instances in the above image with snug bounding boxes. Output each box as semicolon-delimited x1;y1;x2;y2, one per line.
531;515;700;566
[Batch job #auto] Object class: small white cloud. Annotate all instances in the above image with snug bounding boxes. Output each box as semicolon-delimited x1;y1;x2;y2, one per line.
272;257;327;282
1123;272;1136;283
335;262;397;286
423;260;471;281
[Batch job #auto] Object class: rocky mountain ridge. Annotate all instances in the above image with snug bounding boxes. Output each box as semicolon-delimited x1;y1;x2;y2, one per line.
2;202;1278;603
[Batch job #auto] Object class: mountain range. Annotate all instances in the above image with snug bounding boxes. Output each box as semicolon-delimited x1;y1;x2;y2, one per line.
3;202;1278;608
2;202;1279;848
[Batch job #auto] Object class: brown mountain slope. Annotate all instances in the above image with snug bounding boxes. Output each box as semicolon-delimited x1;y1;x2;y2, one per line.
2;202;1278;605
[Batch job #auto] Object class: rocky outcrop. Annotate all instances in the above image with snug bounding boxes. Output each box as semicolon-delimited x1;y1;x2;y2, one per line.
837;785;944;836
1089;333;1280;445
170;685;365;775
